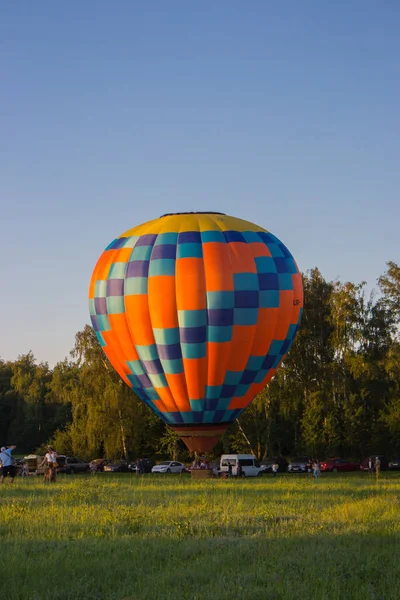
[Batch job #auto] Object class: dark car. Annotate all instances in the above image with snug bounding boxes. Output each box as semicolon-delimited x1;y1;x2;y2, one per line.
128;458;155;474
320;458;359;472
57;456;90;474
104;460;129;473
360;456;389;472
260;456;288;474
388;459;400;471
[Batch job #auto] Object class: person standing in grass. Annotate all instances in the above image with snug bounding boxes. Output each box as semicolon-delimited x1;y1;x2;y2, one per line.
312;460;320;480
272;462;278;478
0;445;17;484
39;446;58;483
368;457;374;477
375;456;381;479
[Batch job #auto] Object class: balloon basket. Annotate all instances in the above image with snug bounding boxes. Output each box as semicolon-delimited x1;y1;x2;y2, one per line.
191;469;213;480
170;424;229;454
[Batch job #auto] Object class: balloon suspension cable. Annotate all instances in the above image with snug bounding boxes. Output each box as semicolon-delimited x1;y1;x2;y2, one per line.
236;418;255;454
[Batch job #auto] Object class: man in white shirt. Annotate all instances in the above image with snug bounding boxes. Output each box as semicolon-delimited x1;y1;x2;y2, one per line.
0;445;17;484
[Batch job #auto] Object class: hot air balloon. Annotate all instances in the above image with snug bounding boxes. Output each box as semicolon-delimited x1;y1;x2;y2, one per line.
88;212;303;453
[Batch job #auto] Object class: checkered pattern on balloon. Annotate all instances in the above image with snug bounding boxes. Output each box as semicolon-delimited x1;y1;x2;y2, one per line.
89;213;303;453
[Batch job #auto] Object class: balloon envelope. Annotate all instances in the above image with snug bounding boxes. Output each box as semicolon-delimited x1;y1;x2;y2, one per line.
89;212;303;452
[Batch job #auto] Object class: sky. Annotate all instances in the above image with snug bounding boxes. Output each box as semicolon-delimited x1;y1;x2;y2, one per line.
1;1;399;366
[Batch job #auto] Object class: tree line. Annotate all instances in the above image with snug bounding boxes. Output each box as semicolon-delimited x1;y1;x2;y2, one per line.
1;261;400;462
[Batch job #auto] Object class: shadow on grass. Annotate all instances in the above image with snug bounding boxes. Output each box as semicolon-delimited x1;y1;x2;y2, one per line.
1;531;400;600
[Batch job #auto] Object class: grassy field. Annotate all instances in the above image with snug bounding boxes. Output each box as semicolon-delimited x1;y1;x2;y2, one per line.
1;472;400;600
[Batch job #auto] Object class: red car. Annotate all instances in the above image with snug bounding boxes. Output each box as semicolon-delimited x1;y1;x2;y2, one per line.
320;458;360;472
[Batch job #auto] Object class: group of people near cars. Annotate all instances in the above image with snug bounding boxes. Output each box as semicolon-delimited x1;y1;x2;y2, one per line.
367;456;381;478
0;444;58;484
1;445;385;484
305;457;381;479
191;458;210;470
305;459;321;479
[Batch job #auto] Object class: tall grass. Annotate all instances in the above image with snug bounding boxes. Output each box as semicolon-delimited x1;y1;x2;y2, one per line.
1;473;400;599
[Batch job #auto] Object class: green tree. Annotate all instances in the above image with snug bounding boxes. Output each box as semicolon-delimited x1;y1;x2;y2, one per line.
49;326;164;461
379;261;400;318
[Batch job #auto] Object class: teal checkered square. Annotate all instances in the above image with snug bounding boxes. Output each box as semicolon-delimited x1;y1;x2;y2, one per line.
149;259;176;276
178;309;207;328
153;328;180;345
234;273;259;290
181;343;206;359
149;373;168;388
125;277;148;295
136;344;158;361
106;296;125;314
160;358;184;375
95;280;107;298
108;262;127;279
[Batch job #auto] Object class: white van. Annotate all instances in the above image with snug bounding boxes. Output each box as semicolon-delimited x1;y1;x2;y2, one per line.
219;454;262;477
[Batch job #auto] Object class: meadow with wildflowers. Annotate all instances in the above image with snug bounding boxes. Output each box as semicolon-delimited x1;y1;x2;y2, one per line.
1;472;400;600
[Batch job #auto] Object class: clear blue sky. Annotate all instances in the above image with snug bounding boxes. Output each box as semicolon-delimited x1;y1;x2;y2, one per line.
1;2;399;366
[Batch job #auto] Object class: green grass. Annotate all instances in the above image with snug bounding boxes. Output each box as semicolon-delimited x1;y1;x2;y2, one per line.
1;472;400;600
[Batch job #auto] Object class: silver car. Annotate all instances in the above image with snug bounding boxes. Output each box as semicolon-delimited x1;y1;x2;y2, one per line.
151;461;186;474
288;456;311;473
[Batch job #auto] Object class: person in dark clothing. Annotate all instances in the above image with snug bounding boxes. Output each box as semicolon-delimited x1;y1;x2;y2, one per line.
368;457;374;477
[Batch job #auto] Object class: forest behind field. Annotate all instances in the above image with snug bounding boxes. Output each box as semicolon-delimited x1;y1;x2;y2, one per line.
1;262;400;462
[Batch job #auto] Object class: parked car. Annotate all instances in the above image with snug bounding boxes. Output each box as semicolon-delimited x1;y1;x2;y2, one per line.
388;459;400;471
219;454;262;477
89;458;111;473
151;461;186;474
128;458;155;474
320;458;360;472
58;456;90;474
288;457;311;473
103;460;129;473
260;456;288;474
360;456;389;472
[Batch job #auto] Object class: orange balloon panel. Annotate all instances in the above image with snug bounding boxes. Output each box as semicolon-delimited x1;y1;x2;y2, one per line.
89;212;303;452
